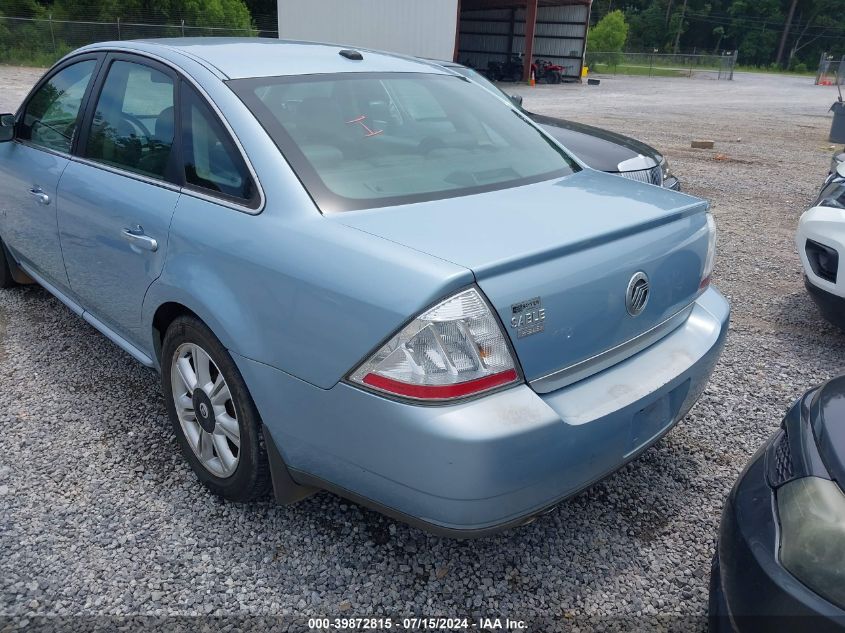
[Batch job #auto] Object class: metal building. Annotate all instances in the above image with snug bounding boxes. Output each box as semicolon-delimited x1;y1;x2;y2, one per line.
459;0;592;82
276;0;592;81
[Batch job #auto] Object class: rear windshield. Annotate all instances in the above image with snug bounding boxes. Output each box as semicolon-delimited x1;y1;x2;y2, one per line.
228;72;579;212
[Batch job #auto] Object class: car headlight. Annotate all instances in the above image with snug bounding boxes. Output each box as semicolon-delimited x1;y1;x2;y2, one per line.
700;212;717;289
778;476;845;609
349;287;520;402
821;192;845;209
660;158;673;181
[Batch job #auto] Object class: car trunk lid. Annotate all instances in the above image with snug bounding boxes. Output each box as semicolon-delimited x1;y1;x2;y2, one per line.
335;169;711;386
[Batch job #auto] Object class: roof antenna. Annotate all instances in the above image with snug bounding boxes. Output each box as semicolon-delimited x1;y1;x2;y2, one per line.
339;49;363;61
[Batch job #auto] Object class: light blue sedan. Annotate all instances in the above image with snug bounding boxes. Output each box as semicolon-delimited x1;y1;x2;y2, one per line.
0;39;729;536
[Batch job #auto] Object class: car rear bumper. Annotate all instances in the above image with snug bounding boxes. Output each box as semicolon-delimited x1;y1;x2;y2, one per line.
710;436;845;632
236;286;729;537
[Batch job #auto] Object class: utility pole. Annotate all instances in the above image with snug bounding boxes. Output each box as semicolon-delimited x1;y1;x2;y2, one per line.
776;0;799;67
673;0;688;54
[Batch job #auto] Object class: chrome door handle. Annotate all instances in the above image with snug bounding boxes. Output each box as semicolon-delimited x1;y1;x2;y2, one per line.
121;226;158;252
28;187;51;205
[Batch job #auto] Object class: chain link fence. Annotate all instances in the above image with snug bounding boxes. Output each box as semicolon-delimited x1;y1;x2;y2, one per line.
816;53;845;86
0;15;279;67
585;51;738;80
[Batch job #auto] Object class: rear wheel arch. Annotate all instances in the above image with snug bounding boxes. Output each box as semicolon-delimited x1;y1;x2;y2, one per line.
161;313;272;501
152;302;202;366
154;303;316;504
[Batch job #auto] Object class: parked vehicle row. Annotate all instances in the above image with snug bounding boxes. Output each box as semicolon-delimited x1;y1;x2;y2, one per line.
709;158;845;631
1;35;842;631
0;38;724;537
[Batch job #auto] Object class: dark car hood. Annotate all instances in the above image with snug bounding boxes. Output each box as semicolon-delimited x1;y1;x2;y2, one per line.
528;111;663;173
810;374;845;487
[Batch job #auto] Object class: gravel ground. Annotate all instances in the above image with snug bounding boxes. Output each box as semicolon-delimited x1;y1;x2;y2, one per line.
1;67;844;631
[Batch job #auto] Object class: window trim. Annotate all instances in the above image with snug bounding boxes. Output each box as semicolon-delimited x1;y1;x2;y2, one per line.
14;52;105;159
29;47;266;214
178;81;261;210
76;52;182;186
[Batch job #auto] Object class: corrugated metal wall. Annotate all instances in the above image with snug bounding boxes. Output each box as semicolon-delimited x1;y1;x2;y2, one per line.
458;4;590;80
276;0;459;61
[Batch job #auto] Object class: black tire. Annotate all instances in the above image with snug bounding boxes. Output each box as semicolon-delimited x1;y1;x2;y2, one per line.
161;315;271;501
0;238;17;289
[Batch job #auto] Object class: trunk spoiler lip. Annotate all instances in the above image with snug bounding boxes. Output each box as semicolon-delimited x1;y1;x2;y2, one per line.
332;197;708;279
473;200;708;279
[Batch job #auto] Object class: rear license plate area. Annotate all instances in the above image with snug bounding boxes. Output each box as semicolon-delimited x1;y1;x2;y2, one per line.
626;378;690;457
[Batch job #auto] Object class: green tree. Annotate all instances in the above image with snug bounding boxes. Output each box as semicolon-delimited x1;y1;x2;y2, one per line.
625;2;672;51
726;0;782;66
0;0;48;18
50;0;254;31
588;9;629;66
589;9;629;52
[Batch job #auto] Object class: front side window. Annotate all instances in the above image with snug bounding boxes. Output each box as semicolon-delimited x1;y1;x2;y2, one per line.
84;60;175;180
181;85;254;203
229;72;578;212
21;60;97;153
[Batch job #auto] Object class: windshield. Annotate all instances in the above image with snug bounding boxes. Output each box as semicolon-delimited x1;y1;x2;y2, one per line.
229;72;578;212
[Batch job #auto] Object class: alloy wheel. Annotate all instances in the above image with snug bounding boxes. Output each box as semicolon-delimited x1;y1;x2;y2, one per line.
170;343;241;478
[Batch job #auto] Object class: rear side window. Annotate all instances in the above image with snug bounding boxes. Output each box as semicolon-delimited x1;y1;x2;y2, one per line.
21;60;97;153
181;86;254;202
84;60;175;180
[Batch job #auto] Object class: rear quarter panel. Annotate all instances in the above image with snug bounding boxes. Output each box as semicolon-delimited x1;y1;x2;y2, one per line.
143;202;472;388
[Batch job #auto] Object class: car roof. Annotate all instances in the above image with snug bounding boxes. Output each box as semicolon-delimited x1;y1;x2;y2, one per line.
79;38;452;80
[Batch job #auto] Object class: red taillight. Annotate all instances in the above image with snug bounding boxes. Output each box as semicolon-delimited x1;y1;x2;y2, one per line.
349;288;521;402
362;369;519;401
699;275;711;290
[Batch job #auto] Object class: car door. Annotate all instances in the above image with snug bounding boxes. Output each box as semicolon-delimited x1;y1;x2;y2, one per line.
57;54;181;333
0;55;101;289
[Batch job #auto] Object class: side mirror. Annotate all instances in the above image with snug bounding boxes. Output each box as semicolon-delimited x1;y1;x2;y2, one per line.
837;161;845;179
0;114;14;143
510;94;524;107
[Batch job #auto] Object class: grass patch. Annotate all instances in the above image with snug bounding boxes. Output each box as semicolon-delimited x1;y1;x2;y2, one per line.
733;65;817;77
0;46;71;68
589;63;689;77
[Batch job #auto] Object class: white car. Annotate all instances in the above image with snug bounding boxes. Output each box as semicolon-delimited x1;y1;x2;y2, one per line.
797;162;845;329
